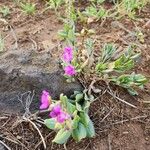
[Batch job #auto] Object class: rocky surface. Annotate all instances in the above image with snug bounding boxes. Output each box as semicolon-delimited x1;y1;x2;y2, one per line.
0;47;83;115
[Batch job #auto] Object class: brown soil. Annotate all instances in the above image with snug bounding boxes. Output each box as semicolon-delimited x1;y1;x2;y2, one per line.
0;1;150;150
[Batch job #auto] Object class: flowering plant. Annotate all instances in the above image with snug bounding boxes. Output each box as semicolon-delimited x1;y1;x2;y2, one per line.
40;90;95;144
61;46;77;82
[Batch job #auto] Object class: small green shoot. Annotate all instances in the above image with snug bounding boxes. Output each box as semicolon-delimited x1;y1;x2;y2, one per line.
46;0;64;11
96;43;147;95
20;2;36;15
58;23;76;45
0;6;10;17
83;5;107;21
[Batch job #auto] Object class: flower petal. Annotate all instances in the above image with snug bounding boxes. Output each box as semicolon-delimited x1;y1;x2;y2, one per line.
64;65;76;76
52;104;62;115
40;90;50;110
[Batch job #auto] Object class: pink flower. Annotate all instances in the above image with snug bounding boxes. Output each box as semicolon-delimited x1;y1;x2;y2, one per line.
40;90;50;110
49;104;70;123
49;105;61;118
56;111;70;123
63;47;73;63
64;65;76;76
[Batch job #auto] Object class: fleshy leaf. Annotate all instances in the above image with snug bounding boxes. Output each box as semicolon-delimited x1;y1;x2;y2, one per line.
44;118;56;130
72;122;87;142
75;93;84;102
53;128;71;144
86;119;95;138
79;112;90;127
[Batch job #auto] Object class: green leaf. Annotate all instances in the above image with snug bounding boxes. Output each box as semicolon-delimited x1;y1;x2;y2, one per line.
76;102;83;112
60;94;68;108
44;118;56;130
53;128;71;144
101;43;117;63
72;115;80;129
60;94;76;114
75;93;84;102
79;112;90;127
114;55;134;72
86;119;95;138
67;102;76;114
127;88;138;96
72;122;87;142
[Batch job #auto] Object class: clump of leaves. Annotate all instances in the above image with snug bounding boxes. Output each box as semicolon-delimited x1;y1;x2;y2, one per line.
116;0;149;19
43;91;95;144
20;2;36;15
96;44;148;95
0;6;10;17
58;23;76;45
45;0;64;11
82;5;108;22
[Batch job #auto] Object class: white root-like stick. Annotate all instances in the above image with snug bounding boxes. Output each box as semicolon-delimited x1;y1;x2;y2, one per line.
108;135;112;150
0;140;11;150
112;115;148;125
101;108;114;122
107;90;137;108
0;116;8;120
106;85;137;108
25;119;47;149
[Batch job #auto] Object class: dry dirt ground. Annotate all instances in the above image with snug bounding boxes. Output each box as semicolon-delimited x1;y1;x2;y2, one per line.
0;0;150;150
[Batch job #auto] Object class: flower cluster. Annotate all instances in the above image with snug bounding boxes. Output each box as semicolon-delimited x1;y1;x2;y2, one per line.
40;90;70;124
62;47;76;76
50;104;70;123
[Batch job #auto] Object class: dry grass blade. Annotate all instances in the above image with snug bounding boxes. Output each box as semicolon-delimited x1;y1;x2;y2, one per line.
107;85;137;108
112;115;148;125
0;140;11;150
34;131;54;150
25;118;47;149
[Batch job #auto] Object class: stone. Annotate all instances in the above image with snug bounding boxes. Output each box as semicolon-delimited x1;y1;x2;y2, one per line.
0;69;83;114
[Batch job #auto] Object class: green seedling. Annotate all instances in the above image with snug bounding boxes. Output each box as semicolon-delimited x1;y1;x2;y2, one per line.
46;0;64;11
83;5;107;21
20;2;36;15
0;6;10;17
116;0;149;19
58;23;76;45
96;43;147;95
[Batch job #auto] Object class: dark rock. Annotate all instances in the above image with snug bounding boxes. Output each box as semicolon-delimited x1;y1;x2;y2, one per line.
0;69;83;115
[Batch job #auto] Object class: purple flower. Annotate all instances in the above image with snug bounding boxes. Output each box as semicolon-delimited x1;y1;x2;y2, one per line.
49;104;61;118
63;47;73;63
40;90;50;110
49;104;70;124
64;65;76;76
57;111;70;123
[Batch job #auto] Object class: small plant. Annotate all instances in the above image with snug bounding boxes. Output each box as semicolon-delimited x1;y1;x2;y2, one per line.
0;35;4;52
116;0;149;18
58;23;76;45
61;46;80;82
83;5;108;21
20;2;36;15
46;0;64;11
0;6;10;17
96;44;148;95
40;90;95;144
